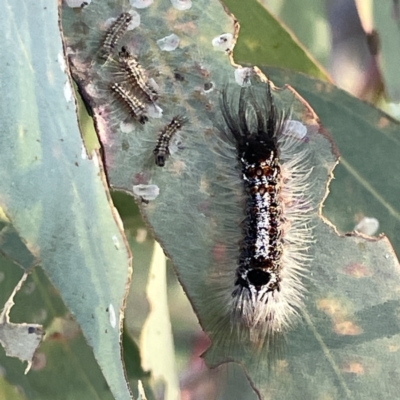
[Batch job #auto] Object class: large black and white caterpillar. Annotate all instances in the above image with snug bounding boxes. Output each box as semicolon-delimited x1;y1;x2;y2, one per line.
219;80;313;347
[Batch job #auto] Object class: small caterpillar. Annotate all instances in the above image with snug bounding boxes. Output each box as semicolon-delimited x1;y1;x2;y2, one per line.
100;12;133;59
153;116;187;167
110;82;148;124
119;48;159;103
219;80;313;346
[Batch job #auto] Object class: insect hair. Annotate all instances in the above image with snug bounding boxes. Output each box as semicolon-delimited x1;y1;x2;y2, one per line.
213;79;314;349
99;12;133;60
153;115;187;167
118;47;159;103
110;82;148;124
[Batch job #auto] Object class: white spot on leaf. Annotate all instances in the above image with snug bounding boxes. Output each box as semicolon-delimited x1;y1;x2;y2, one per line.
108;304;117;329
157;34;180;51
112;235;120;249
147;103;163;119
133;184;160;201
130;0;153;9
127;10;141;30
64;81;73;103
212;33;234;52
354;217;379;236
170;0;192;10
234;68;253;86
120;121;134;133
57;53;66;73
81;145;87;160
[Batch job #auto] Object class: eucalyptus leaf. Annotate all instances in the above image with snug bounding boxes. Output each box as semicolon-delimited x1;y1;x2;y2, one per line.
61;0;400;399
0;1;132;399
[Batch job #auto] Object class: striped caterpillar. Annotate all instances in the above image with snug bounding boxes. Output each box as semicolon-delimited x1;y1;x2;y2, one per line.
153;116;187;167
219;80;313;346
110;82;148;124
99;12;133;60
118;48;159;103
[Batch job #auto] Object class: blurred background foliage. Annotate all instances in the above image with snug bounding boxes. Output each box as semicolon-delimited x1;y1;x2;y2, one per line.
1;0;400;399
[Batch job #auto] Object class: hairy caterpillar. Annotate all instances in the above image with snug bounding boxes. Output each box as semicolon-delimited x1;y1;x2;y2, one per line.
153;115;187;167
100;12;133;59
119;48;159;103
110;82;148;124
218;80;313;347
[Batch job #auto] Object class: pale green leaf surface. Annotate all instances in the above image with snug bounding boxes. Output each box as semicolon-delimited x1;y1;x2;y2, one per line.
61;1;400;399
260;0;331;68
0;1;132;399
372;1;400;101
112;193;157;400
0;376;26;400
140;242;179;400
222;0;330;80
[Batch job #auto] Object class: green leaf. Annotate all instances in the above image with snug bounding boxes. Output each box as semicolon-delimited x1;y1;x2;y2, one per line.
372;1;400;102
262;66;400;256
0;266;115;400
260;0;331;68
0;376;26;400
60;0;400;399
0;1;132;399
222;0;330;80
257;66;400;399
140;242;180;400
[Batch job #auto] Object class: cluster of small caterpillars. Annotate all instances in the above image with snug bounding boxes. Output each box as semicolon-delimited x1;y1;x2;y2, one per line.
99;12;159;124
98;12;187;167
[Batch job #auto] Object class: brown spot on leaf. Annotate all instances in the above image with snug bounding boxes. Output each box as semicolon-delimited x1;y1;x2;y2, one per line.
174;21;198;35
317;298;343;318
318;298;362;335
342;361;365;375
31;352;47;371
48;332;65;342
378;117;390;129
343;262;372;278
334;320;363;336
